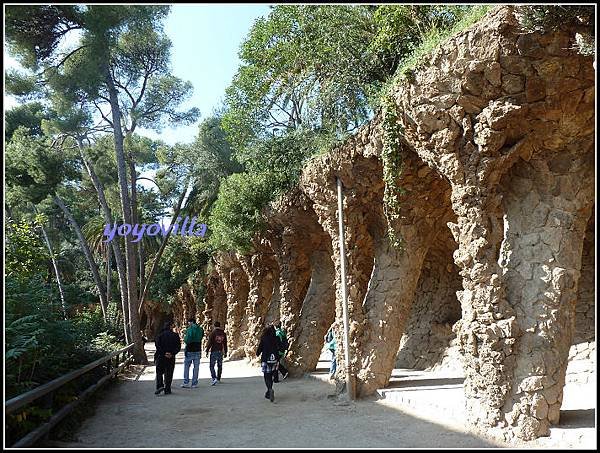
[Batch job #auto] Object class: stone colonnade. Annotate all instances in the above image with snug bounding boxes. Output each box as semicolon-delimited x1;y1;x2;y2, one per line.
197;6;594;442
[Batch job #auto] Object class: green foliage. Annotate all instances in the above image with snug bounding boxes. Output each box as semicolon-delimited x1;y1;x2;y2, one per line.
5;102;54;141
208;129;315;253
5;274;123;400
392;5;490;82
5;69;44;99
5;219;49;280
222;5;380;152
5;5;83;67
148;236;211;305
381;96;406;250
515;5;595;56
5;129;80;206
208;172;276;253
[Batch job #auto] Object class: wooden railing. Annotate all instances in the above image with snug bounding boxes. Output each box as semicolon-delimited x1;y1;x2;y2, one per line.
5;343;135;447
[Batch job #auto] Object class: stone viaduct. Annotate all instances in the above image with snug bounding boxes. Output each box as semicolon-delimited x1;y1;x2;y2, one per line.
161;7;594;442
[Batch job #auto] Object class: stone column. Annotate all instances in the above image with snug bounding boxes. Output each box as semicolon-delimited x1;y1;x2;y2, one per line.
201;268;227;349
286;248;336;375
496;149;594;439
215;252;249;358
275;233;311;336
240;238;279;360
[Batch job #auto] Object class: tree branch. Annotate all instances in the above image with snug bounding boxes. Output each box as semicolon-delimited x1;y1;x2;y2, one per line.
93;100;113;128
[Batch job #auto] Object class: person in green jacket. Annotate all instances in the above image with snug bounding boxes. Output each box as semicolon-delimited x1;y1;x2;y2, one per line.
273;321;289;382
181;318;204;388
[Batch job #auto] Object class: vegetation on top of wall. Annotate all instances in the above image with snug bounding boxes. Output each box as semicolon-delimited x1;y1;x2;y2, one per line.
514;5;595;56
392;5;491;85
208;5;488;253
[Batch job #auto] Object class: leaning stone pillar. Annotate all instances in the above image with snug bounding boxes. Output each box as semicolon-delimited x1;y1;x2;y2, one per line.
201;267;227;349
496;149;594;439
275;234;311;336
215;252;249;358
240;238;279;360
286;248;336;376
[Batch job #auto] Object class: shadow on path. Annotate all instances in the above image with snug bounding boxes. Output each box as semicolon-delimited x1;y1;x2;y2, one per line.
60;345;501;448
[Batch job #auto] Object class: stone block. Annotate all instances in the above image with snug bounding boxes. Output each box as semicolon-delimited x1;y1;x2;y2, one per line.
525;76;546;102
531;394;549;420
502;74;525;94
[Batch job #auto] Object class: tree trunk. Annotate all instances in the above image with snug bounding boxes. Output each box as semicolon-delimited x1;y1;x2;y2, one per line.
106;244;111;307
139;238;145;302
39;222;68;319
106;72;147;364
77;140;131;343
52;195;108;315
127;153;140;347
139;178;190;316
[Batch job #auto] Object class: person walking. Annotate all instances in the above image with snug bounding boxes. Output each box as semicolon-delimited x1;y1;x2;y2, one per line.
155;320;181;395
324;326;336;379
181;317;204;389
273;321;289;383
205;321;227;385
257;324;280;402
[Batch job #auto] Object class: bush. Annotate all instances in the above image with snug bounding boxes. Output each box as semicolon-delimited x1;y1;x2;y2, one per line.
515;5;595;56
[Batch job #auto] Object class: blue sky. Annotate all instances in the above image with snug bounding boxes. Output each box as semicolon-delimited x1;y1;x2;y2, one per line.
4;5;272;146
5;5;271;200
138;4;272;145
4;5;271;201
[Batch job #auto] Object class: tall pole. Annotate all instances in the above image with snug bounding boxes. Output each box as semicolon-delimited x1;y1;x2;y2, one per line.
336;177;355;400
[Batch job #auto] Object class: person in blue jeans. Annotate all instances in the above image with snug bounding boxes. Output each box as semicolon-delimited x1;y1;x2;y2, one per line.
205;321;228;385
181;318;203;388
324;326;336;379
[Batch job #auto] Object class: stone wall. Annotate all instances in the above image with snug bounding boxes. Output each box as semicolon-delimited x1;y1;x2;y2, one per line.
239;238;279;361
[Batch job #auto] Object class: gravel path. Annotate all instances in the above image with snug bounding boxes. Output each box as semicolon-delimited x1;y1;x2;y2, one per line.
63;345;502;448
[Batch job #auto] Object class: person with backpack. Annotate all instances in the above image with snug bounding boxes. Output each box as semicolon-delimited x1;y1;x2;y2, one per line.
205;321;227;385
181;317;204;389
324;326;336;379
154;320;181;395
257;324;280;402
273;321;289;383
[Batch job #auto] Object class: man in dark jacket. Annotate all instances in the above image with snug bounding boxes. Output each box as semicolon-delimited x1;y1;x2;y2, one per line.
205;321;228;385
155;320;181;395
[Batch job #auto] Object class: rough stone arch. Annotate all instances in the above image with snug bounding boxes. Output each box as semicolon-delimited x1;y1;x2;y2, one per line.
392;6;594;440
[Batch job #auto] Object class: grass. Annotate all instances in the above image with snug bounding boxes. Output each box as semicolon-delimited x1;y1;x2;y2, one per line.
393;5;492;85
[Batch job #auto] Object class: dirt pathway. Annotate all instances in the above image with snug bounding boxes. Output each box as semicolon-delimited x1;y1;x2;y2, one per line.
63;344;502;448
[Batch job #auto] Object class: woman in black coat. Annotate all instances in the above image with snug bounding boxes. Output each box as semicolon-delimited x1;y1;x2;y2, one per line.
256;324;281;402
